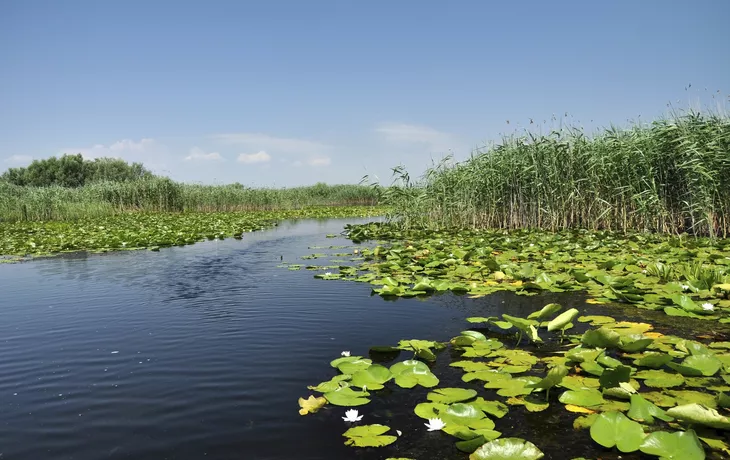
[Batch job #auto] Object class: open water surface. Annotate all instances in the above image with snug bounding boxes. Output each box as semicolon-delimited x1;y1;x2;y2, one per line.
2;217;725;460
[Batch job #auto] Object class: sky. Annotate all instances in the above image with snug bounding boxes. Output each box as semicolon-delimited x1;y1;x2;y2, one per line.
1;1;728;186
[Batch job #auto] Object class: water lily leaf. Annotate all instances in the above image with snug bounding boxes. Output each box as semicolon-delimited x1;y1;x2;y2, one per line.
559;388;605;408
619;334;654;352
579;360;605;376
467;316;498;324
666;390;717;408
394;367;439;388
547;308;580;332
681;354;723;376
463;370;512;383
486;376;540;397
457;435;491;453
717;392;730;408
699;436;730;456
323;387;370;406
565;346;603;363
414;401;447;419
599;365;632;389
581;328;621;348
597;354;623;369
349;364;392;390
627;394;674;424
307;374;351;393
427;387;478;404
639;430;705;460
559;375;601;391
573;413;599;429
589;411;645;452
527;364;568;391
440;403;487;427
634;370;685;388
603;381;639;400
342;424;397;447
666;403;730;429
578;315;616;326
298;395;327;415
331;356;373;374
492;349;539;367
469;437;544;460
527;303;562;320
472;398;509;418
460;331;489;342
507;396;550;412
633;352;673;369
670;294;705;313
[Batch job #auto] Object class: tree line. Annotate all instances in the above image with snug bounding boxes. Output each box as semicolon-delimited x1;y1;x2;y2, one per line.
1;154;154;187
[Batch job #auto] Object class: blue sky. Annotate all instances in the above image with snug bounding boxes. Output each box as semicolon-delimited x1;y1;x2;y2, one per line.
1;1;728;186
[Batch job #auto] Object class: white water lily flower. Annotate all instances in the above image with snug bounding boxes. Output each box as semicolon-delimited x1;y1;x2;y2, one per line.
642;269;647;274
342;409;363;422
396;430;402;436
681;284;690;291
341;351;351;357
701;302;715;311
425;418;446;431
324;272;332;276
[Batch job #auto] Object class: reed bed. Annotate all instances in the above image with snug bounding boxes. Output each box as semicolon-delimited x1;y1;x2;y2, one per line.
378;112;730;237
0;180;379;222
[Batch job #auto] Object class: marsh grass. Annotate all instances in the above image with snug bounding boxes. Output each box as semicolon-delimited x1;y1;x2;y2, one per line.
376;111;730;237
0;180;379;221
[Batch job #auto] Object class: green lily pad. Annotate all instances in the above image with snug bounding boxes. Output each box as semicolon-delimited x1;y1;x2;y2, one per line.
633;352;674;369
527;303;562;320
681;354;723;377
639;429;705;460
634;370;685;388
342;424;397;447
590;411;645;453
307;374;351;393
331;356;373;374
527;364;569;391
427;387;478;404
666;403;730;429
324;387;370;406
627;394;674;424
472;398;509;418
578;315;616;326
619;334;654;352
390;360;440;388
599;365;632;389
547;308;580;332
559;388;605;408
469;437;544;460
414;402;447;419
349;364;393;390
440;403;487;427
582;328;621;348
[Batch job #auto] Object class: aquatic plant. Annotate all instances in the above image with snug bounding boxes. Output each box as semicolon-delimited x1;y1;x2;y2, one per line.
369;111;730;237
298;300;730;458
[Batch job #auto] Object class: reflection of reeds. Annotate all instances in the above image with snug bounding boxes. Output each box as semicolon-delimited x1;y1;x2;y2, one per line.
0;180;379;221
375;112;730;237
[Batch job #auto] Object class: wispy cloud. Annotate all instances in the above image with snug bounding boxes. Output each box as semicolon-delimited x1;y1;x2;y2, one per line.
3;154;33;165
59;138;171;173
213;133;330;155
307;156;331;166
184;147;224;162
376;123;454;152
237;150;271;164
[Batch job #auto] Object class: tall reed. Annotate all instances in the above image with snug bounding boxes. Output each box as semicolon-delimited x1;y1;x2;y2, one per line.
376;111;730;237
0;179;379;222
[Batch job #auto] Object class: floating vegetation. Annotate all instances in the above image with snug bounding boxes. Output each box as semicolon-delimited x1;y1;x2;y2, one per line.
298;222;730;321
298;302;730;458
0;206;382;257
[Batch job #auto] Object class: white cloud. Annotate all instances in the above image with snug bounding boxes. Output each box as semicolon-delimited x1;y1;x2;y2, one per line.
307;156;331;166
376;123;454;152
237;150;271;164
213;133;330;156
3;155;33;165
59;138;171;173
184;147;224;162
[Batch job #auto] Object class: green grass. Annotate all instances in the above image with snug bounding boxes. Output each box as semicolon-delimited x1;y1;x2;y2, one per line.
375;111;730;237
0;180;379;222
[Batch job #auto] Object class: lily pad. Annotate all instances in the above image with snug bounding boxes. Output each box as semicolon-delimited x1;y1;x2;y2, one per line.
390;360;440;388
582;328;621;348
298;395;327;415
547;308;580;332
634;370;685;388
350;364;393;390
589;411;645;453
469;437;544;460
323;387;370;406
666;403;730;429
639;429;705;460
559;388;605;408
627;394;674;424
427;387;478;404
331;356;373;374
342;424;397;447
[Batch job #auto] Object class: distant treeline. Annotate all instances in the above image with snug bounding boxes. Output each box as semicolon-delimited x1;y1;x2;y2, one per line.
1;154;154;187
0;154;381;221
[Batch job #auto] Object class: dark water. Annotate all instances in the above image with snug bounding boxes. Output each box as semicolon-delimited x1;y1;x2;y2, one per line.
1;218;725;460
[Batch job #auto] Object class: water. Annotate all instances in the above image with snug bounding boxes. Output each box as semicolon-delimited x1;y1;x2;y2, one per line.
0;218;723;460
